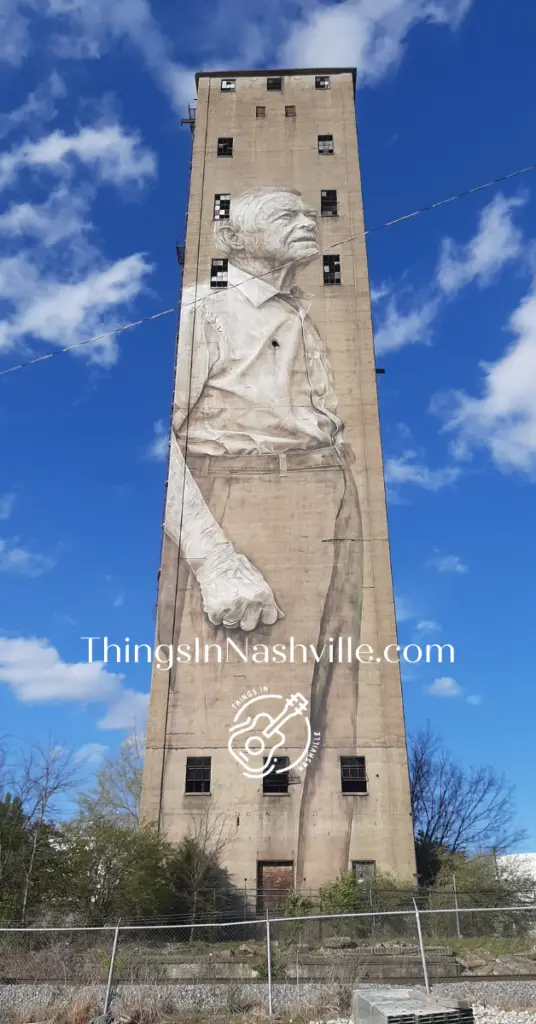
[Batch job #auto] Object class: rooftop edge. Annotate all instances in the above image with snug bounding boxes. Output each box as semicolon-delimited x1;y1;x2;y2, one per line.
195;68;357;90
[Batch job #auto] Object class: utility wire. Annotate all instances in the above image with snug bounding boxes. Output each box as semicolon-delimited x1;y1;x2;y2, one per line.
1;159;535;380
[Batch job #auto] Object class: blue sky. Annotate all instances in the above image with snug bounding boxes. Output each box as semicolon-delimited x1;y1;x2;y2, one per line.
1;0;535;846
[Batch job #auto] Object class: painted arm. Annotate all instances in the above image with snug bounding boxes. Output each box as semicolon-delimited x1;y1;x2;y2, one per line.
166;312;283;632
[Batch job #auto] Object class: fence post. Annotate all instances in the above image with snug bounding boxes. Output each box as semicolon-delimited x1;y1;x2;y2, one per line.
103;922;121;1020
452;874;462;939
412;898;430;995
266;908;273;1017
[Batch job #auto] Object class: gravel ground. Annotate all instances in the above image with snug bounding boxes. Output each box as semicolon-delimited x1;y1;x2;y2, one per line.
433;982;536;1010
307;1012;536;1024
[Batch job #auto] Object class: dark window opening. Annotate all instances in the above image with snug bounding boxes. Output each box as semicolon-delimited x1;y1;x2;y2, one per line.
285;105;296;118
210;258;228;288
217;137;233;157
185;756;211;794
221;78;236;92
267;76;282;91
316;75;331;90
263;756;290;794
256;105;266;118
353;860;376;882
213;194;231;220
323;255;341;286
318;134;334;155
341;756;368;793
321;189;338;216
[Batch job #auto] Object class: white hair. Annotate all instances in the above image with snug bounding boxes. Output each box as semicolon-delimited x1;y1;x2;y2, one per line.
214;186;302;258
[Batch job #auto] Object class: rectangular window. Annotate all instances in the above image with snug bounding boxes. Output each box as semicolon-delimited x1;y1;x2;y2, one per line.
185;756;211;794
267;76;282;91
318;134;334;155
217;137;233;157
221;78;236;92
316;75;331;90
323;255;341;286
263;757;290;794
210;258;228;288
256;105;266;118
353;861;376;882
341;756;368;793
321;189;338;216
285;105;296;118
213;194;231;220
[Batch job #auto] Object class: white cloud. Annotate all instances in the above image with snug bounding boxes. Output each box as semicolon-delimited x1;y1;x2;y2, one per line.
425;676;461;698
434;281;536;476
428;553;468;574
279;0;471;85
375;194;526;356
0;537;55;576
466;694;482;706
437;194;525;296
374;297;438;355
145;419;169;461
98;689;149;730
0;188;90;246
1;0;193;111
1;0;472;111
0;72;65;139
0;0;32;66
0;636;149;731
0;123;156;191
0;250;153;364
112;594;124;608
75;742;108;765
370;282;391;302
0;108;156;366
395;594;415;623
0;493;16;521
385;450;461;490
416;620;441;632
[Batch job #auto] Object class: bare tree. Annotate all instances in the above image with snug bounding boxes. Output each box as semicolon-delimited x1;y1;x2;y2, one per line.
168;804;237;936
409;724;527;856
77;731;144;825
17;741;79;923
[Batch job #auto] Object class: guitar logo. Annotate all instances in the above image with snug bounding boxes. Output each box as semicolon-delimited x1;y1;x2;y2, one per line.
228;692;312;779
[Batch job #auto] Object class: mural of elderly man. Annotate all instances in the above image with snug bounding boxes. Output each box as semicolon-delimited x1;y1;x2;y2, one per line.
165;186;363;877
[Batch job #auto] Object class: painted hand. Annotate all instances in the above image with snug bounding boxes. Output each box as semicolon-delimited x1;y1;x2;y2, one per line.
195;544;284;631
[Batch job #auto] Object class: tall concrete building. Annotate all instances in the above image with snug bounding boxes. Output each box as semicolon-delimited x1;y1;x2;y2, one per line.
141;67;417;901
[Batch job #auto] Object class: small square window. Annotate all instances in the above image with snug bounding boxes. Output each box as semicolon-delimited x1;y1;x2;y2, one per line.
321;190;338;217
221;79;236;92
323;255;341;286
185;756;211;794
213;194;231;220
267;77;282;91
318;134;334;155
210;258;228;288
263;757;290;794
285;105;296;118
341;756;367;793
353;861;376;882
256;105;266;118
316;76;331;90
217;137;233;157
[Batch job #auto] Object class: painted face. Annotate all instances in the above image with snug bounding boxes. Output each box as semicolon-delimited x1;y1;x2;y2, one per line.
241;194;319;265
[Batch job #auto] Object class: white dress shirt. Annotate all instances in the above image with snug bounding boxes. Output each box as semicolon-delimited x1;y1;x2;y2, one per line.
174;264;343;456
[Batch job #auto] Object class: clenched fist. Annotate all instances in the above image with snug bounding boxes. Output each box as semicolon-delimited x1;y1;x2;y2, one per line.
195;544;284;631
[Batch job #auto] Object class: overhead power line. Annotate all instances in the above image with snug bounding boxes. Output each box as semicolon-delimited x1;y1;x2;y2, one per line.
1;159;535;380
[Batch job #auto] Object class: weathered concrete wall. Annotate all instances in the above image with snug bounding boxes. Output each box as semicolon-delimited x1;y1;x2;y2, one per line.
141;68;416;890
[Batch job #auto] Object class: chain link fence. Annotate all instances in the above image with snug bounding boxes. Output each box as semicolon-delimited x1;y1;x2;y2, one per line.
1;903;536;1020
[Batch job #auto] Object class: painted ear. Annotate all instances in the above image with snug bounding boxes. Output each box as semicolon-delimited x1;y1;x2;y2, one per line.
215;222;242;253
